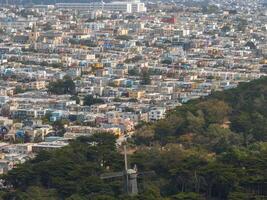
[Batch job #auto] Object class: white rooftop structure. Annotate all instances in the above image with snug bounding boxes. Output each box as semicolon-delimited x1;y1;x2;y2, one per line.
55;0;146;13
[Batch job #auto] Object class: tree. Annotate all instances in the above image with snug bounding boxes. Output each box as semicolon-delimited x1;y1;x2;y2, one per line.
161;59;172;65
70;96;80;104
228;192;252;200
15;86;28;94
43;23;53;31
115;35;133;41
1;104;10;117
140;70;151;85
201;162;240;198
52;119;68;137
90;194;117;200
66;194;88;200
83;95;104;106
171;192;205;200
245;41;256;50
48;76;76;95
137;185;162;200
236;18;248;31
197;100;231;124
51;63;64;68
221;25;231;33
129;98;138;102
24;186;59;200
66;194;87;200
202;124;242;153
128;68;139;76
134;125;155;146
231;112;255;146
185;111;205;133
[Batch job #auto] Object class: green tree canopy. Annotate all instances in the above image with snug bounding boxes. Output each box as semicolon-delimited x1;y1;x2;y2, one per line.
48;76;76;95
83;95;105;106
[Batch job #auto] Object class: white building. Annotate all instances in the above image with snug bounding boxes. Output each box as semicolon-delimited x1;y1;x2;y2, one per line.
55;0;146;13
148;107;166;121
131;1;146;12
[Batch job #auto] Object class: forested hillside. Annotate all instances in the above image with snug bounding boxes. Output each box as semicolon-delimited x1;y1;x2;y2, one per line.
1;77;267;200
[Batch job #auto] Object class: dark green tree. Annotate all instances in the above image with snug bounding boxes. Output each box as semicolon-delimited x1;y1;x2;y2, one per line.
140;69;151;85
48;76;76;95
83;95;104;106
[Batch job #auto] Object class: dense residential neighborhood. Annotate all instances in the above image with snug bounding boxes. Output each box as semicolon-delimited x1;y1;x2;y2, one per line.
0;0;266;175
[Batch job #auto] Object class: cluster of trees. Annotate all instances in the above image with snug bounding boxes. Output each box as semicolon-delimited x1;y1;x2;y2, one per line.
14;86;31;94
140;69;151;85
115;35;133;41
1;78;267;199
161;59;172;65
40;61;64;68
130;143;267;200
135;77;267;148
69;39;97;47
48;76;76;95
128;68;140;76
2;135;266;200
0;133;126;200
43;23;53;31
128;68;164;84
83;95;105;106
86;16;109;22
132;77;267;199
125;55;143;64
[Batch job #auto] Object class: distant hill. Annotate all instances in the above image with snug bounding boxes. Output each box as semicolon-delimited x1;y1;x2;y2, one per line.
1;77;267;200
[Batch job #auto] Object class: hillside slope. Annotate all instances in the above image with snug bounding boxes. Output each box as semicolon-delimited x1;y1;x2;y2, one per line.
1;77;267;200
